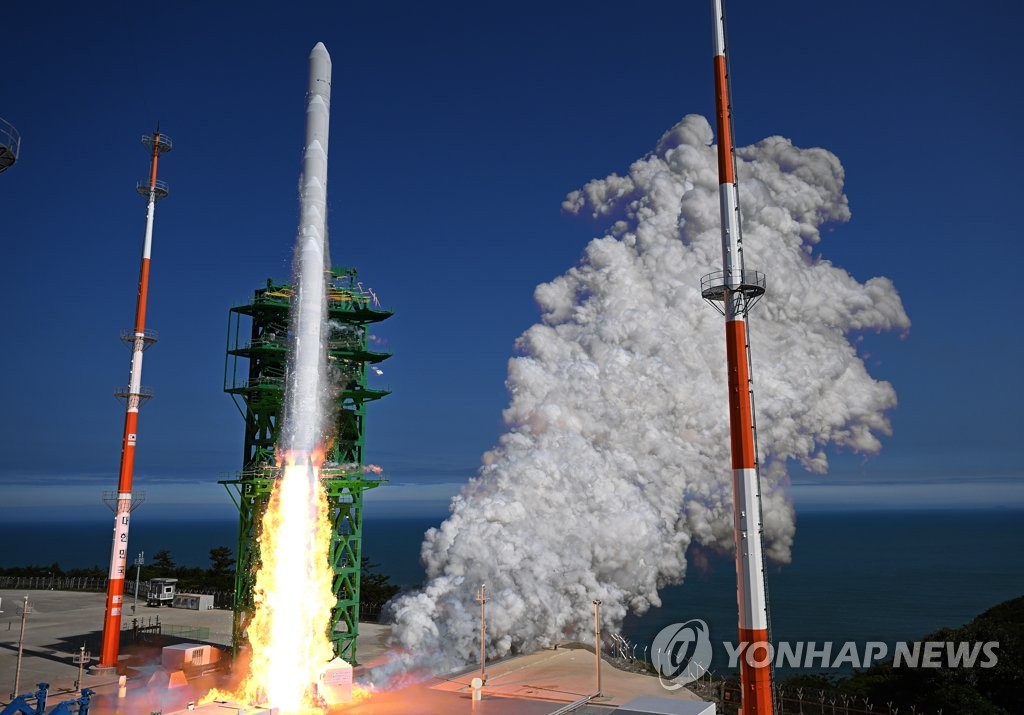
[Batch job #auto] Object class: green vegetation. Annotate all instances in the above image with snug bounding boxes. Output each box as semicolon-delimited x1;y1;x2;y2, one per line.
0;549;402;622
360;557;400;609
776;595;1023;714
0;562;106;579
141;547;235;591
0;547;238;590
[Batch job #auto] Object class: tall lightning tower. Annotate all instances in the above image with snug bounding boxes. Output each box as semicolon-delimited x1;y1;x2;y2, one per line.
700;1;774;712
97;130;171;669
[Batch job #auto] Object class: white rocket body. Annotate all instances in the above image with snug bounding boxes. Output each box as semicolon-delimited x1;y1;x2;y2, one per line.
286;42;332;457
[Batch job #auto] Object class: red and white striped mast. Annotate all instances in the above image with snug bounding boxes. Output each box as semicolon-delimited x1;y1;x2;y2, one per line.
97;129;171;669
701;1;774;712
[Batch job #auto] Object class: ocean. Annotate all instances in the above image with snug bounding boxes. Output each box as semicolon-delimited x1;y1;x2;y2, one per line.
1;509;1020;673
622;508;1024;675
0;517;435;589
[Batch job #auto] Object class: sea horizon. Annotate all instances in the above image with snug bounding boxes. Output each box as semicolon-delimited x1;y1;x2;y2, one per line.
1;505;1020;677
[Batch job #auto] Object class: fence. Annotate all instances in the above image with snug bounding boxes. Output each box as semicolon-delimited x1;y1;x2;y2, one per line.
605;634;957;715
126;616;162;642
361;600;388;622
0;577;233;609
0;576;107;591
689;675;906;715
0;578;380;623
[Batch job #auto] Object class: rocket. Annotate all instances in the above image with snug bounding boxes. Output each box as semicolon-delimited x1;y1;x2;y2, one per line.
284;42;332;460
706;0;775;712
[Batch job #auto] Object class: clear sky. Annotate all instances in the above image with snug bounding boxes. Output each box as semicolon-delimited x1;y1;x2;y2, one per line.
1;0;1021;522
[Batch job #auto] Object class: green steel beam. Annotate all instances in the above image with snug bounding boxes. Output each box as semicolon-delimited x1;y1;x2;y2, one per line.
221;266;390;663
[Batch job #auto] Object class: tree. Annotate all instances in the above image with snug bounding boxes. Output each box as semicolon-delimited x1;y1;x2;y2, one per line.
208;546;235;577
828;595;1023;713
152;549;175;575
360;557;400;614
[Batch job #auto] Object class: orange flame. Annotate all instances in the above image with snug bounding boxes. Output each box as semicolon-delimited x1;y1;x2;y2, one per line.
351;684;375;703
211;450;338;713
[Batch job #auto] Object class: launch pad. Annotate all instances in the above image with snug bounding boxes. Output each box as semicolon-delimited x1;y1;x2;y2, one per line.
0;590;712;714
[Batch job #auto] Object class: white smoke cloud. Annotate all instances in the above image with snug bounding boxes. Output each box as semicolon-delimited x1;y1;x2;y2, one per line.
386;114;909;674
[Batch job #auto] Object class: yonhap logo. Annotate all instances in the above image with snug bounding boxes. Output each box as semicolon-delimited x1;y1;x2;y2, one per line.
652;619;713;688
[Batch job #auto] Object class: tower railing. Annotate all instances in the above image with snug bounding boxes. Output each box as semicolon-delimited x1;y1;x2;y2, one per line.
0;116;21;172
136;178;170;200
700;269;766;312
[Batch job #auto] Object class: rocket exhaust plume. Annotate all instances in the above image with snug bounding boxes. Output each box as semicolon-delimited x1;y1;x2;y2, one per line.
208;43;339;714
387;113;909;674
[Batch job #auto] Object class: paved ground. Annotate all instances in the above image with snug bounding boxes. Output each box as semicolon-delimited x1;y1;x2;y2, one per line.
324;647;705;715
1;589;114;702
0;590;390;706
0;590;707;714
429;647;700;706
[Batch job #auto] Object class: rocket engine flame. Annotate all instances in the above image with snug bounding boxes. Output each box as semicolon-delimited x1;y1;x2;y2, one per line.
201;456;336;713
234;455;336;712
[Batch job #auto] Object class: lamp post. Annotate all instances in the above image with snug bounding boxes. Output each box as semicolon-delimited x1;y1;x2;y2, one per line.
476;584;487;683
593;599;602;697
74;644;90;693
132;552;145;615
11;595;31;698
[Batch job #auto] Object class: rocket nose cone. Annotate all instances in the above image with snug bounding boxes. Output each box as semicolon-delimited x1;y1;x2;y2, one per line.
308;41;332;93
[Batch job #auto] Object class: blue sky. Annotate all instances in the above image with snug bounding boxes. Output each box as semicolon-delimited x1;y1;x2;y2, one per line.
1;0;1021;522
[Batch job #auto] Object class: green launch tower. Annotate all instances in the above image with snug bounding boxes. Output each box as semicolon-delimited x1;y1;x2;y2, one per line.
221;266;391;663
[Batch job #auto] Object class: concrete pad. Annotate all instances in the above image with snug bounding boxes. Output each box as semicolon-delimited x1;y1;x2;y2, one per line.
354;622;391;662
431;648;701;706
0;590;708;715
618;695;716;714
